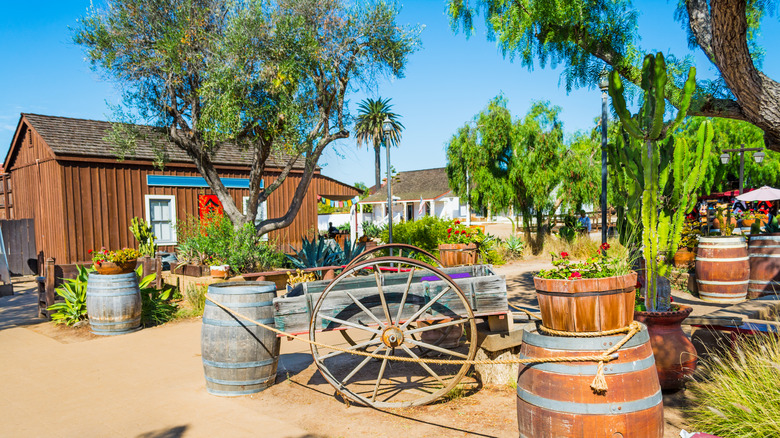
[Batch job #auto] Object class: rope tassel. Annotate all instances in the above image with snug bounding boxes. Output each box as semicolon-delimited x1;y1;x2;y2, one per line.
591;361;609;393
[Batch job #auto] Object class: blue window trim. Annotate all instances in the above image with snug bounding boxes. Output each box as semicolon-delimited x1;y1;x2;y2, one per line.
146;175;259;189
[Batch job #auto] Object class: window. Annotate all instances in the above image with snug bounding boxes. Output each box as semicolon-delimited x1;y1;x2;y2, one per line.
145;195;177;245
243;196;268;241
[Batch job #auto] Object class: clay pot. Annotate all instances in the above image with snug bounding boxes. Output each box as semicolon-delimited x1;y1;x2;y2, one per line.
741;218;756;228
94;261;137;275
634;305;697;391
672;248;696;268
712;216;737;230
210;265;230;279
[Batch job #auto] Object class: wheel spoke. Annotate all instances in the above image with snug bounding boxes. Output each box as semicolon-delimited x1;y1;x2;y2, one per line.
320;314;383;335
405;318;468;335
405;338;469;359
319;337;383;361
345;291;386;328
400;286;451;329
340;345;386;386
373;267;393;326
394;267;416;323
371;348;392;402
400;345;444;386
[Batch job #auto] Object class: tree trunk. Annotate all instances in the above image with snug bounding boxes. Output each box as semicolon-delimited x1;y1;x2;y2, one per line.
374;140;382;189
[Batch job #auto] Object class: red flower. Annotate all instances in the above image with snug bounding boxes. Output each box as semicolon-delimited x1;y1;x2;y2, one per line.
560;252;569;258
635;281;642;289
568;272;582;280
670;296;674;302
447;227;453;233
601;242;610;250
454;220;460;225
88;249;93;254
96;261;102;266
104;250;109;254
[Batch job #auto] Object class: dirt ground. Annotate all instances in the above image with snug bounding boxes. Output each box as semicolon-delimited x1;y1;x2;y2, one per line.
0;257;698;438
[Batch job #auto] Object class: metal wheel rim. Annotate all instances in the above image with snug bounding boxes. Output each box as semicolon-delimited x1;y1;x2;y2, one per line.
344;244;443;270
310;256;477;408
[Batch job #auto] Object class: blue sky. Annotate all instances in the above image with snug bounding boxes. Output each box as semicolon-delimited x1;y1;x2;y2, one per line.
1;1;779;187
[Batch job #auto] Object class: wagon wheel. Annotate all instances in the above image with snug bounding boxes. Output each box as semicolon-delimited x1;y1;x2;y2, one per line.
345;243;442;270
309;256;478;408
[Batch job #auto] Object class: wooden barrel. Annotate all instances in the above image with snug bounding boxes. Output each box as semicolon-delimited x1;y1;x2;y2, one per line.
438;243;478;267
533;272;637;332
517;322;663;438
86;272;142;336
201;281;280;396
695;236;749;303
748;234;780;299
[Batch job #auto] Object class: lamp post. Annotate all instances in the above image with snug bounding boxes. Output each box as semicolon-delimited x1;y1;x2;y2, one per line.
383;117;394;244
719;144;765;195
598;69;609;244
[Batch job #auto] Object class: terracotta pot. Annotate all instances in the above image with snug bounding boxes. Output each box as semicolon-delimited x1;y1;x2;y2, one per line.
634;305;697;391
94;260;137;275
741;218;756;228
533;272;637;333
438;243;478;267
672;248;696;268
210;265;230;279
712;216;737;230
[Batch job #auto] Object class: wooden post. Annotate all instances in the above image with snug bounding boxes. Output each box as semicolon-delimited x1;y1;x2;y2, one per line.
2;173;9;219
44;258;56;319
155;254;162;289
37;250;44;276
141;256;152;279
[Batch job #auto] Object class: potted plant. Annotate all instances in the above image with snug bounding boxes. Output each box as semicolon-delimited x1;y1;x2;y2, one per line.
673;216;700;268
437;220;479;267
210;263;230;279
90;247;142;275
534;243;637;332
608;53;711;389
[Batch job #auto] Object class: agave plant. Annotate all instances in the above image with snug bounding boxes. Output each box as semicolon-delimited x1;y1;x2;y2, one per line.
287;236;344;278
47;265;93;326
339;238;366;266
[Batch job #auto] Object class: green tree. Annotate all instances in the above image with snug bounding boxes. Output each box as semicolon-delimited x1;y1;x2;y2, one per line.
448;0;780;152
75;0;419;236
354;97;404;189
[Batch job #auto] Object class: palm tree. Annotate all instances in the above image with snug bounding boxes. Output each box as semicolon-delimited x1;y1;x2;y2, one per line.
354;97;404;189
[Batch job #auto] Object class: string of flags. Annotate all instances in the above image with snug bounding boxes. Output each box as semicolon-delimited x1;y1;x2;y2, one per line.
318;195;360;208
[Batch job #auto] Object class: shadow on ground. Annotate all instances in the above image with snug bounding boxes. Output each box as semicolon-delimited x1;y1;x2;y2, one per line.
0;283;44;331
136;425;189;438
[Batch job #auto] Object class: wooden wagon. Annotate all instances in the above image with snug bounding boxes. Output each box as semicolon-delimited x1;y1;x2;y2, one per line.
271;244;508;408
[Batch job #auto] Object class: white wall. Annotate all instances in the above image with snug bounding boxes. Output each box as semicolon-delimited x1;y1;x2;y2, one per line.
318;213;351;231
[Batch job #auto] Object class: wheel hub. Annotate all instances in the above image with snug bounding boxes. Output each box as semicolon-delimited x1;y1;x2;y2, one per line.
381;326;405;348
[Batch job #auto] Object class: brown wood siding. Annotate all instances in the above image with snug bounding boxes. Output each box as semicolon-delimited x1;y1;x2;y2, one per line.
5;125;65;262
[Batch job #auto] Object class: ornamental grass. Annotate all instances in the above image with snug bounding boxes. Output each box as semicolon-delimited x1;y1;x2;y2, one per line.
686;334;780;437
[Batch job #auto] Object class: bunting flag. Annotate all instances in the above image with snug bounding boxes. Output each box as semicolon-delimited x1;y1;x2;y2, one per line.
317;195;359;208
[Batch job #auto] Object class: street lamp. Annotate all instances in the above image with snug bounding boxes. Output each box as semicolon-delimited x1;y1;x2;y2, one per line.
598;69;609;244
383;116;394;244
720;144;765;194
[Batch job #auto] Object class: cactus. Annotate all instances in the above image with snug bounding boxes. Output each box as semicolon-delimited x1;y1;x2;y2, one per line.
608;53;713;312
130;217;158;258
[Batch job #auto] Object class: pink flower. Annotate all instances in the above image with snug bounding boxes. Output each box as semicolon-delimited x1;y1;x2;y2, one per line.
569;272;582;280
561;252;569;258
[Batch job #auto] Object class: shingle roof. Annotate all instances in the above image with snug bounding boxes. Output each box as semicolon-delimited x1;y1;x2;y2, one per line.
21;113;303;168
361;167;454;203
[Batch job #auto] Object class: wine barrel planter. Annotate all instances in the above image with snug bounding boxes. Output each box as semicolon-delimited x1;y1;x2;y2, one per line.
516;322;663;438
533;272;637;333
201;281;280;396
438;243;478;267
748;234;780;299
695;236;749;303
86;272;142;336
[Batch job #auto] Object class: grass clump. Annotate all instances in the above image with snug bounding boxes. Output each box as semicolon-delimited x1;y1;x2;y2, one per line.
175;283;208;318
687;335;780;437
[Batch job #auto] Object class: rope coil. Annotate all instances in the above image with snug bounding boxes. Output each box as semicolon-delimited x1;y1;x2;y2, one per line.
205;295;640;393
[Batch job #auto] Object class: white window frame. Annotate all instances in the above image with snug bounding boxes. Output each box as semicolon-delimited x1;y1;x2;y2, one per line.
145;194;177;245
243;196;268;241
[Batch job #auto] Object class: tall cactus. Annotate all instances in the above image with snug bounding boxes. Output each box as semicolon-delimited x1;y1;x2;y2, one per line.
608;53;713;312
130;217;158;258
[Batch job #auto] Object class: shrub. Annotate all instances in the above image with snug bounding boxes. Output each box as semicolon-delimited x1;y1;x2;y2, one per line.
687;335;780;437
502;235;525;259
176;282;208;318
381;216;450;253
361;221;383;239
48;265;93;326
138;268;177;327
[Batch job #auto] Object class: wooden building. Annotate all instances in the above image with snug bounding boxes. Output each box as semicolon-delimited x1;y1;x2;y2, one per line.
1;114;359;264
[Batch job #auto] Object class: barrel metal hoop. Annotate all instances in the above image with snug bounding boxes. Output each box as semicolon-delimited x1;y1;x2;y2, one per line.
697;245;747;249
87;290;140;297
696;257;749;262
520;323;649;351
202;358;276;368
748;254;780;258
205;387;270;396
205;300;274;308
516;388;662;415
535;288;632;298
749;236;780;241
748;280;780;285
204;375;273;386
90;325;142;335
202;317;275;327
696;280;749;285
207;284;276;295
517;353;655;375
748;245;780;248
89;316;141;326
